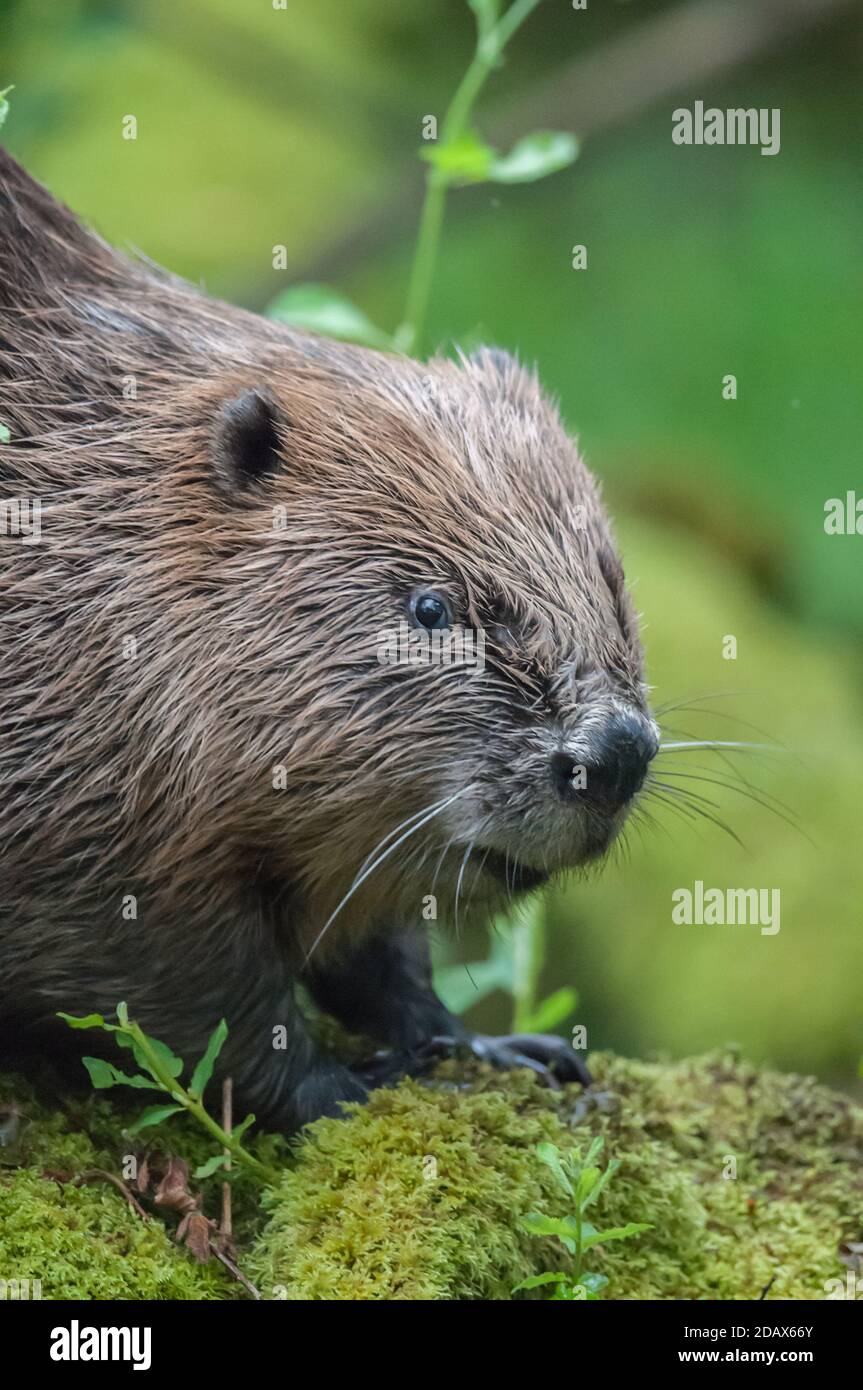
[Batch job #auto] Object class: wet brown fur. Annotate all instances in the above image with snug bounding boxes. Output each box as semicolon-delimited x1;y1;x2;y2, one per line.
0;149;651;1128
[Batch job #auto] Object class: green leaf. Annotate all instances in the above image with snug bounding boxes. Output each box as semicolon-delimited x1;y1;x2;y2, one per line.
536;1141;573;1198
81;1057;119;1089
518;986;577;1034
189;1018;228;1100
0;87;13;134
115;1029;183;1081
512;1271;569;1292
433;928;514;1015
112;1068;161;1091
489;130;578;184
232;1114;256;1143
421;130;495;184
267;284;391;350
116;1001;129;1026
576;1165;601;1203
433;957;508;1013
146;1036;184;1078
579;1272;609;1295
520;1211;579;1254
583;1136;605;1167
582;1156;618;1210
194;1153;230;1179
82;1057;159;1091
125;1104;184;1135
0;422;11;444
582;1221;653;1250
58;1012;108;1031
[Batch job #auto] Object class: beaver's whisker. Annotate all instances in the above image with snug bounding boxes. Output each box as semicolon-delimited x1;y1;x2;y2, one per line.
641;786;703;829
431;830;461;897
469;843;496;902
453;837;477;940
648;778;747;848
654;690;745;717
658;704;786;748
655;767;806;839
355;798;454;881
660;737;793;818
458;816;494;919
630;799;672;845
304;788;469;964
657;739;779;754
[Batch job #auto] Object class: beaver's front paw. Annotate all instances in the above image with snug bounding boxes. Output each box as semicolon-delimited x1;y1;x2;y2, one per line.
400;1030;591;1089
354;1030;591;1094
466;1032;591;1088
353;1042;442;1093
292;1062;370;1126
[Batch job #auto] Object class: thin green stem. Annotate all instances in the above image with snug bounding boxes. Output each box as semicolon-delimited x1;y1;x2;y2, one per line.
395;170;448;355
395;0;544;356
574;1195;584;1283
494;0;543;51
130;1024;279;1186
511;901;545;1032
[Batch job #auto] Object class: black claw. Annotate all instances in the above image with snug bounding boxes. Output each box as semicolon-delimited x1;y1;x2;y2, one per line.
356;1031;591;1093
474;1032;592;1087
508;1051;563;1089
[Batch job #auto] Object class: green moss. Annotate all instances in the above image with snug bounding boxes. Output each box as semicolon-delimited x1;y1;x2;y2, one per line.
0;1074;280;1301
251;1069;577;1301
0;1169;229;1301
248;1051;863;1301
2;1053;860;1300
571;1053;863;1300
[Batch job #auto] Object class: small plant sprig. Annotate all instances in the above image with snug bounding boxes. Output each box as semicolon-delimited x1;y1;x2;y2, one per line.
434;897;577;1034
268;0;577;358
58;1003;280;1186
513;1138;651;1300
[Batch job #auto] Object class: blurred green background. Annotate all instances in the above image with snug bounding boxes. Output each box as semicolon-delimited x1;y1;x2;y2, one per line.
2;0;861;1086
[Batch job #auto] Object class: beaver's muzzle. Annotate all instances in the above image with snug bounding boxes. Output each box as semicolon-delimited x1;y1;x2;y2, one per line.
551;710;658;812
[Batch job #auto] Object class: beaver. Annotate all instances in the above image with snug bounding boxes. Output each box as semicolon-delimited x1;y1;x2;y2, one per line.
0;148;658;1131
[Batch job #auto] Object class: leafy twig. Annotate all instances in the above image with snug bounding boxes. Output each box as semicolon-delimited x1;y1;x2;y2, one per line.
514;1138;651;1300
268;0;577;357
434;900;577;1035
395;0;570;354
58;1004;280;1186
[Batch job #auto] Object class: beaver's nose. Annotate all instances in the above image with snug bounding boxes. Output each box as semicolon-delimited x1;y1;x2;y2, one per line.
551;712;658;809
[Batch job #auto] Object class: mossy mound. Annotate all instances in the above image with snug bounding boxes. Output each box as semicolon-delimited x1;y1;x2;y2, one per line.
0;1110;229;1299
0;1169;229;1300
0;1075;281;1300
249;1052;863;1300
2;1053;860;1300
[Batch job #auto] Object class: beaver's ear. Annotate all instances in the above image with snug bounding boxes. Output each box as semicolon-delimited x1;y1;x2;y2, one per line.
212;388;283;492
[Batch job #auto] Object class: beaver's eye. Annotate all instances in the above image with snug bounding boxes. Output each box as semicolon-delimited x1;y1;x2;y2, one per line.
409;590;453;630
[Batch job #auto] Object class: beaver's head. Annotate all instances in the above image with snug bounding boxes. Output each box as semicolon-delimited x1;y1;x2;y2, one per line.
0;147;655;941
204;339;657;942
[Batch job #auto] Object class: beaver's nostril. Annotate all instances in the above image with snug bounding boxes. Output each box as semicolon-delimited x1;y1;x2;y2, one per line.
550;751;579;799
553;713;657;809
